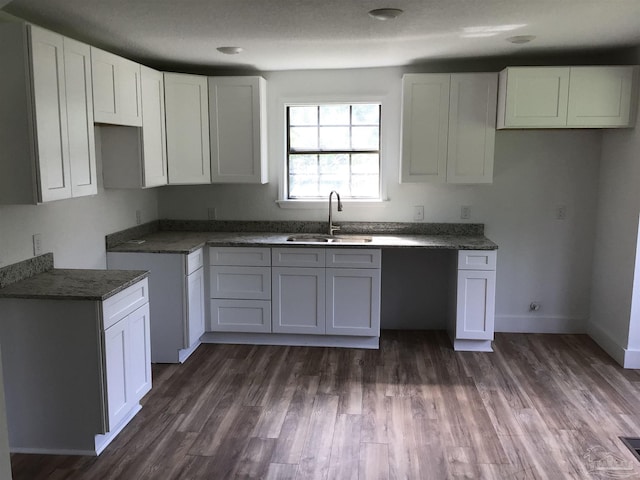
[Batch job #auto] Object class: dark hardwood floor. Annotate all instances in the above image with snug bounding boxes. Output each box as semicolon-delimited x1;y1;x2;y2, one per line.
10;331;640;479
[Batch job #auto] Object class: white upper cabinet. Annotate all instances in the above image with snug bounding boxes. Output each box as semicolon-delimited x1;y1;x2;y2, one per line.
497;66;638;129
91;47;142;127
164;72;211;184
0;22;96;204
208;76;268;184
401;73;497;184
101;66;168;189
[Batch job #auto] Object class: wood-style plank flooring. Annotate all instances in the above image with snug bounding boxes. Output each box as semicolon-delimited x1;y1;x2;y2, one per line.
10;331;640;479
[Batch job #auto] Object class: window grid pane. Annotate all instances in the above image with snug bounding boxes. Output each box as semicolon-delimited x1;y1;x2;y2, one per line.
287;104;381;199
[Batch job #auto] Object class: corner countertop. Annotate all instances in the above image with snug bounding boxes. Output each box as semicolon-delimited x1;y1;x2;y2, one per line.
106;231;498;254
0;269;149;301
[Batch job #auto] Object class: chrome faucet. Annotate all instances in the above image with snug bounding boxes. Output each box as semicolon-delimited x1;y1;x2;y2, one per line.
328;190;343;236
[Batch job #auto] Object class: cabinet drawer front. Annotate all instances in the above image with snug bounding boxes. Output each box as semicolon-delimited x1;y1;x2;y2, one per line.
326;249;381;269
103;278;149;330
210;299;271;333
210;266;271;299
187;248;204;275
458;250;497;271
209;247;271;266
272;248;325;267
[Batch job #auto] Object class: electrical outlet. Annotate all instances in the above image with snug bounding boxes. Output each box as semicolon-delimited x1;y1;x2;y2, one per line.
413;205;424;222
207;207;217;220
556;205;567;220
460;205;471;220
32;234;42;256
135;210;142;225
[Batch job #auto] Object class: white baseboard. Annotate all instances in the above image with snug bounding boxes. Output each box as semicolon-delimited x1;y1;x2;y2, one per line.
201;332;380;349
178;341;201;363
623;348;640;369
495;315;585;334
9;446;97;456
93;403;142;456
587;321;627;367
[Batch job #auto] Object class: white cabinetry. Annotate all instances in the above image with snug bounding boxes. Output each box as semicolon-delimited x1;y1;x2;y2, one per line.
401;73;497;184
497;66;638;128
272;248;381;337
101;65;168;188
164;73;211;184
208;76;268;184
449;250;497;352
0;278;151;455
91;47;142;126
209;247;272;333
0;23;97;203
107;249;205;363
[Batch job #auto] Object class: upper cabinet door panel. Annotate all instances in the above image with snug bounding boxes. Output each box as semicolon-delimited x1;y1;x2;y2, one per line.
447;73;497;184
91;47;118;123
63;37;97;197
28;25;72;202
165;73;211;184
117;57;142;126
567;66;638;127
401;74;450;183
501;67;570;127
209;76;267;184
140;66;167;187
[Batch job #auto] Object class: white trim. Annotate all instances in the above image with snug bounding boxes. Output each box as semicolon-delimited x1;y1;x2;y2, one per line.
178;341;202;363
495;315;585;333
10;446;98;456
201;331;379;349
623;348;640;369
450;338;493;352
587;320;627;366
93;403;142;456
276;198;389;209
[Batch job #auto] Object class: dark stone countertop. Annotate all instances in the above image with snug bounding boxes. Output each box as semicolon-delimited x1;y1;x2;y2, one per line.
106;231;498;254
0;269;149;301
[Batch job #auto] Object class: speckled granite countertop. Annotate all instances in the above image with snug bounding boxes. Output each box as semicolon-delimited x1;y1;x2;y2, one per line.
107;231;497;254
0;269;149;301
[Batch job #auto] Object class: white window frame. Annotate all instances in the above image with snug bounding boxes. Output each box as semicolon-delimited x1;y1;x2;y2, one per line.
276;94;389;209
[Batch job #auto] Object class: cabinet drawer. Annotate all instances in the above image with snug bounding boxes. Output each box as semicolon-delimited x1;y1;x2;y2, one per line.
102;278;149;330
210;266;271;299
209;247;271;266
210;299;271;333
326;249;381;269
272;248;325;267
458;250;497;270
187;248;204;275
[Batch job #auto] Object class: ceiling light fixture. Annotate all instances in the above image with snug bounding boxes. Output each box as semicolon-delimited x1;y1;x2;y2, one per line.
368;8;404;20
217;46;244;55
506;35;536;44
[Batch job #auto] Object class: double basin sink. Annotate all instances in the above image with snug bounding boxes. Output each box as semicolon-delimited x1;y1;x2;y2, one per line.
286;234;372;244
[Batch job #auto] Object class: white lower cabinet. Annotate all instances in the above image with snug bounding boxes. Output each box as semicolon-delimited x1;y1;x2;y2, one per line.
107;249;205;363
326;268;381;336
0;278;151;455
272;267;326;334
449;250;497;352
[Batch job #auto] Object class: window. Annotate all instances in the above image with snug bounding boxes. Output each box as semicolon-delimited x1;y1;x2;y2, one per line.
286;103;381;200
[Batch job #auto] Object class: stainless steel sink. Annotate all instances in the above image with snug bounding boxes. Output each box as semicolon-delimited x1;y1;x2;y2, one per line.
286;234;373;244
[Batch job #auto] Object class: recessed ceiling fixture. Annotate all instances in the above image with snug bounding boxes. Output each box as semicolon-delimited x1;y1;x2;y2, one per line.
506;35;536;44
217;46;244;55
368;8;404;20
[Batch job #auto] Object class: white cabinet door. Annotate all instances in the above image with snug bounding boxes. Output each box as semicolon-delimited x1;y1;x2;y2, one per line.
272;267;325;334
140;66;168;187
456;269;496;340
326;268;381;336
209;76;268;184
63;37;97;197
498;67;570;128
210;299;271;333
90;47;142;126
401;74;450;183
447;73;497;184
127;303;152;401
164;73;211;184
103;318;131;431
186;267;205;347
29;25;72;202
567;66;637;127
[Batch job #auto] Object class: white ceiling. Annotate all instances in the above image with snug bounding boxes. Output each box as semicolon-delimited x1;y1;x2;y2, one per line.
3;0;640;71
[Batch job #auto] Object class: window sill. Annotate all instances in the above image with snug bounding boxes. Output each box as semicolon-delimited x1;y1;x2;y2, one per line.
276;199;389;209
